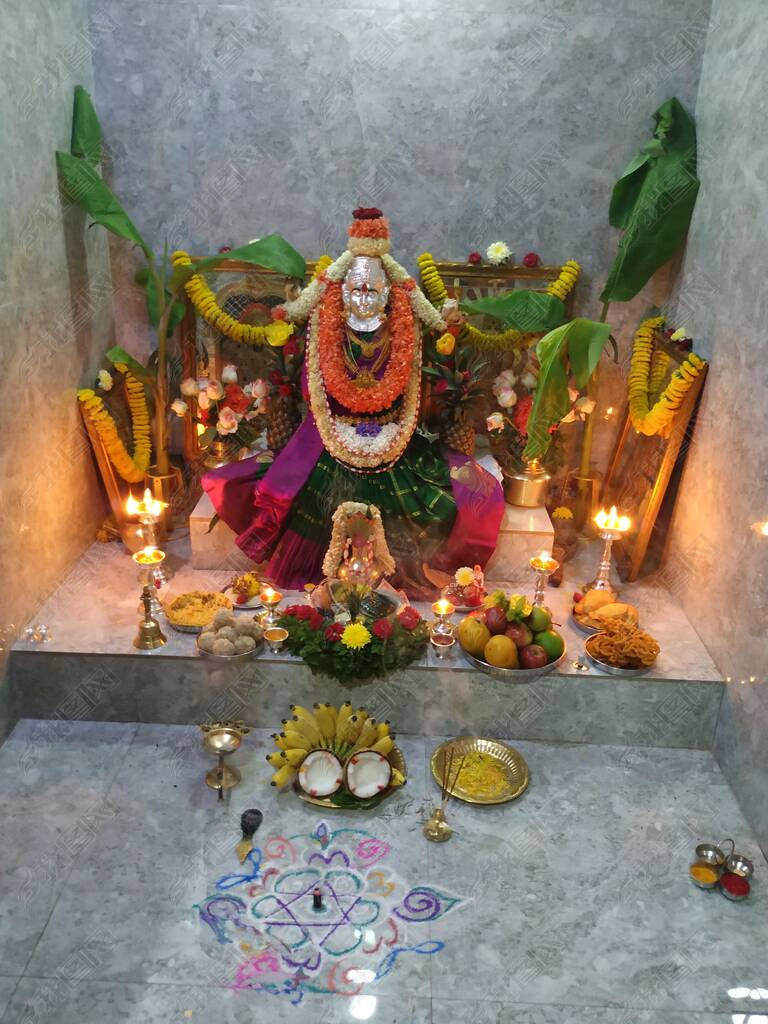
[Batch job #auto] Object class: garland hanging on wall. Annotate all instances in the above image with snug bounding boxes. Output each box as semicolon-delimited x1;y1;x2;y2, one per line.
171;250;295;347
78;368;152;483
628;316;706;436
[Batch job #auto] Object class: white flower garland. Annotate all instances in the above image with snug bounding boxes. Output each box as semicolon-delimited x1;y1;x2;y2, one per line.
333;421;400;454
281;250;356;323
381;253;447;331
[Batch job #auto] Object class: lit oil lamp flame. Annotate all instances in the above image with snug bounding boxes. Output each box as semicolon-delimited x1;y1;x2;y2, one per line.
260;586;282;605
594;506;631;533
431;598;455;617
530;550;558;571
751;519;768;537
126;487;165;518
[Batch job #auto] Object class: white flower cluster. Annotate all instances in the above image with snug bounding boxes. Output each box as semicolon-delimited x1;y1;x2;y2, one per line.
333;420;400;454
486;241;511;265
493;369;518;409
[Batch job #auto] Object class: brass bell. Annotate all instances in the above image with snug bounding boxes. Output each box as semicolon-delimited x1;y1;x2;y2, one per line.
133;584;167;649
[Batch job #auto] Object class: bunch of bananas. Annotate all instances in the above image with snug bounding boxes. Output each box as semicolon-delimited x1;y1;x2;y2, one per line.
266;702;397;789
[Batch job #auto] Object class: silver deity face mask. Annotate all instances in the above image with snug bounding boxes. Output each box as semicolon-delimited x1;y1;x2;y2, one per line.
341;257;390;332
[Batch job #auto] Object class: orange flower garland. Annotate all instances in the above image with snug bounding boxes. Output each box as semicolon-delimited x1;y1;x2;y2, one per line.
317;282;415;414
77;371;151;483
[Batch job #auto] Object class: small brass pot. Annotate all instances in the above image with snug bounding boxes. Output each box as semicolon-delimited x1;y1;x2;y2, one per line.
503;457;551;508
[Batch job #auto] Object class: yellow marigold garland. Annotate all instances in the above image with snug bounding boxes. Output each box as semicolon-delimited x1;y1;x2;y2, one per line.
311;254;333;280
172;250;295;347
416;252;448;308
628;316;706;436
546;260;581;301
458;323;539;353
78;369;151;483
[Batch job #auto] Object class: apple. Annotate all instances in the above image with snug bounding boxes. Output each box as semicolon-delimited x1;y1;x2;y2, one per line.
527;605;552;633
519;644;548;669
505;622;532;648
485;606;508;635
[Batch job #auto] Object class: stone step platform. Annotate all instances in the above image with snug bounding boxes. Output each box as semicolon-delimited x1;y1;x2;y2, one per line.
9;537;724;749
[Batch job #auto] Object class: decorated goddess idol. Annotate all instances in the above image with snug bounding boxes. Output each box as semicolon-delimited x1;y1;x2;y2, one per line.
204;209;504;595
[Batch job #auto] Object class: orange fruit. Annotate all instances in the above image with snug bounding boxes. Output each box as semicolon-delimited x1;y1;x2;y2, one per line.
483;635;519;669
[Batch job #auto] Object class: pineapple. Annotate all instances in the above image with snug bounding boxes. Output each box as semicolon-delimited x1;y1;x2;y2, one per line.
267;395;300;452
441;409;475;456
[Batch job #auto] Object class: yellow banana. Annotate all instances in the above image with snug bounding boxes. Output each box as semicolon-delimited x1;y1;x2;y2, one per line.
292;715;321;747
266;751;286;768
370;735;394;757
281;728;311;751
313;703;336;744
353;719;379;751
272;732;290;750
282;748;309;767
335;702;353;745
290;704;317;729
344;715;363;746
390;768;405;788
354;708;369;727
376;721;391;741
270;764;297;788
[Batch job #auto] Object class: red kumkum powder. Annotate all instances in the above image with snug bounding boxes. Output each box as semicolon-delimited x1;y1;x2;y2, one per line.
720;872;750;897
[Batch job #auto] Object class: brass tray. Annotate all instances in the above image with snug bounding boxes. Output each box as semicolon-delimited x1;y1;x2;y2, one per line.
431;736;529;805
293;744;406;810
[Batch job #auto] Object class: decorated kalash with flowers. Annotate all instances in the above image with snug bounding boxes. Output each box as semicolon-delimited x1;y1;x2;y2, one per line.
200;208;506;598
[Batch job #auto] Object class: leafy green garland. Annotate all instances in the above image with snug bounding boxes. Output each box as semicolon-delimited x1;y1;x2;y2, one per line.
276;606;429;684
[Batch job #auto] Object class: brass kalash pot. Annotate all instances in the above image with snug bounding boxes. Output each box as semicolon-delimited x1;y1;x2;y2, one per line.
504;456;551;508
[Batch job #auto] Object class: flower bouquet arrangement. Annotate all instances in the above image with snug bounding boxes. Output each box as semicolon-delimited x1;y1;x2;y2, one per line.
276;602;428;685
175;364;269;456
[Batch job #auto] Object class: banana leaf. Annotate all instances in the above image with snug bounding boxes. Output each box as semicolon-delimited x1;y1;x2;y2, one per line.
169;235;306;291
523;318;612;459
601;98;699;303
459;290;565;333
105;345;154;382
135;267;186;332
70;86;101;168
56;151;150;255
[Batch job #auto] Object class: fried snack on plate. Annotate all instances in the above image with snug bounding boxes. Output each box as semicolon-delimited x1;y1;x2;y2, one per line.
588;620;660;669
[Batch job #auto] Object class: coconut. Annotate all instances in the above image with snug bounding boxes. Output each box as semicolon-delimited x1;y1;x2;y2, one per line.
344;749;392;799
298;749;343;798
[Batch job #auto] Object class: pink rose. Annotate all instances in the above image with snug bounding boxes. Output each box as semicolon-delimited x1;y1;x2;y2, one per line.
251;379;268;399
207;379;225;400
221;364;238;384
180;377;199;396
216;406;239;435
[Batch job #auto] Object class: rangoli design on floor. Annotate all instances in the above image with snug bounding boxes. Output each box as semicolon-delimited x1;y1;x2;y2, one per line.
195;820;464;1004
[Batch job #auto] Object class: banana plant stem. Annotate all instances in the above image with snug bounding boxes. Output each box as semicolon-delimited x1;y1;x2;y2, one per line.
577;300;611;509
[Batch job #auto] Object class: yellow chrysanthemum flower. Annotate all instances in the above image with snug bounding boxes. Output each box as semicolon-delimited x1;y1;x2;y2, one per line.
454;566;475;587
341;622;372;651
552;507;574;520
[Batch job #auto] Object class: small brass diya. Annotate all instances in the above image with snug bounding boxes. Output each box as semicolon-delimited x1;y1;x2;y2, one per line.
199;721;251;800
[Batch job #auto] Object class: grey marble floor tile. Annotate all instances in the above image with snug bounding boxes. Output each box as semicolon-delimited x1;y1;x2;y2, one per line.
431;1002;737;1023
0;721;136;974
24;728;444;1000
0;979;432;1023
0;978;20;1021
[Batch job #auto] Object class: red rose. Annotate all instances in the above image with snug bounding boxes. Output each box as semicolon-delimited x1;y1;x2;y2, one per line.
522;251;540;268
224;384;251;415
512;394;533;434
218;245;231;253
272;306;287;321
284;604;305;618
468;252;482;265
372;618;393;640
278;384;292;398
325;622;344;643
397;606;421;630
434;379;448;394
199;407;210;426
284;339;298;356
269;370;283;385
294;605;314;620
309;610;324;629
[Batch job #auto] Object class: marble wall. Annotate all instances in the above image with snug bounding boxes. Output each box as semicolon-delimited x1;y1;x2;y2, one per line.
88;0;711;438
0;3;113;730
666;0;768;853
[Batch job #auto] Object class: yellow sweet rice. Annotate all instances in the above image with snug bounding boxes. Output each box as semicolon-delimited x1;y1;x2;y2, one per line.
455;751;509;798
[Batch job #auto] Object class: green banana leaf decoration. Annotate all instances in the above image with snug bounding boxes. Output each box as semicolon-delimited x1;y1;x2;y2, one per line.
523;318;612;460
56;88;306;340
459;289;566;333
601;97;699;303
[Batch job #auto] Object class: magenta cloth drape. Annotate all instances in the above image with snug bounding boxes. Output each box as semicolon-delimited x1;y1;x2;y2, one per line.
439;450;505;569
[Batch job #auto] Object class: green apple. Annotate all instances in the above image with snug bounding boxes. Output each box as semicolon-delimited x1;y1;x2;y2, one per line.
534;629;564;661
527;605;552;632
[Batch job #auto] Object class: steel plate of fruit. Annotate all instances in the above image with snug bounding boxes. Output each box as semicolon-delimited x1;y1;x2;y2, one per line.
431;737;529;805
462;645;567;682
294;744;407;810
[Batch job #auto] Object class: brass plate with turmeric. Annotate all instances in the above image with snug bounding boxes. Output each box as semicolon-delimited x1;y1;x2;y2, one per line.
294;745;406;810
431;736;529;805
